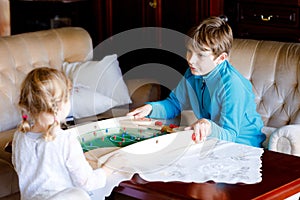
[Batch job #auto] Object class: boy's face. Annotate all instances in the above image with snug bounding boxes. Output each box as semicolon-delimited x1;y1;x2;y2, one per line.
186;46;220;76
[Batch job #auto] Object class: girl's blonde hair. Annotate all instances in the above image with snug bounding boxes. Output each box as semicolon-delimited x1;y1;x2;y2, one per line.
18;67;71;141
186;16;233;59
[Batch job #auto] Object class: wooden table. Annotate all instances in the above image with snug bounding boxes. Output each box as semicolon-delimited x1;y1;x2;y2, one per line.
110;150;300;200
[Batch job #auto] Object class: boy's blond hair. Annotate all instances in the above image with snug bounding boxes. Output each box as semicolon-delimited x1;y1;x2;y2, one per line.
187;16;233;59
18;67;71;141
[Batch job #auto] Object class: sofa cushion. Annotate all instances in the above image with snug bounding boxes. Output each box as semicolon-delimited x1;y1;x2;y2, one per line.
69;87;118;118
0;97;21;133
63;54;132;118
230;39;300;128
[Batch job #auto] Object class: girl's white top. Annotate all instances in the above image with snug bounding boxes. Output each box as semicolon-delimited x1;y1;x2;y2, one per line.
12;128;106;200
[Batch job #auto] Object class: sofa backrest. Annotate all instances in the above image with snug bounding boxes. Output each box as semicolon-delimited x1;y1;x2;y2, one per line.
0;27;93;132
229;39;300;128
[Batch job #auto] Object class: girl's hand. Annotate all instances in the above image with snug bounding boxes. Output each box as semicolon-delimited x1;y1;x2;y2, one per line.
185;118;211;143
127;104;152;119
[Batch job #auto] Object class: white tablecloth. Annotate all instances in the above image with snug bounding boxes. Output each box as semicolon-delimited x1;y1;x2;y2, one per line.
86;130;264;199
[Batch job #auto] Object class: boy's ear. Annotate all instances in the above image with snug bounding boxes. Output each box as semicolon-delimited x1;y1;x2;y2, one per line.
215;52;228;64
216;52;228;64
219;52;228;61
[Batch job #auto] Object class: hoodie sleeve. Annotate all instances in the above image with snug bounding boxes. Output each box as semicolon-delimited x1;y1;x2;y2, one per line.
147;71;193;119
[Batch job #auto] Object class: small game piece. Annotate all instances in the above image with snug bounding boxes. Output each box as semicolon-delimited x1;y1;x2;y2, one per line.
155;121;163;126
169;124;179;129
192;133;196;141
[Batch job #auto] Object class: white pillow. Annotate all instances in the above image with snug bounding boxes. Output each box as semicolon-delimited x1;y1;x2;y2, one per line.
63;54;132;118
69;86;118;118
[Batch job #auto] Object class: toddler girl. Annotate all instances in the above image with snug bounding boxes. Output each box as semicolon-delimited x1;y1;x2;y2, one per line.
12;67;109;200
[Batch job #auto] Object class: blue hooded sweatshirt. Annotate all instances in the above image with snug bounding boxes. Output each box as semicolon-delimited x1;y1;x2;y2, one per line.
148;60;266;147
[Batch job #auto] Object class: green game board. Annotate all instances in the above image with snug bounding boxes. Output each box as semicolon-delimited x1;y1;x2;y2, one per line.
79;127;167;152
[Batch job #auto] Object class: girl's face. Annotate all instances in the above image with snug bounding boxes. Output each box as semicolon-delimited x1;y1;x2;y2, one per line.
186;46;223;76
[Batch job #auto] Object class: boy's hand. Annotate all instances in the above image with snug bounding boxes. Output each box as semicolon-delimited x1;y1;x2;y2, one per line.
127;104;152;119
185;118;211;143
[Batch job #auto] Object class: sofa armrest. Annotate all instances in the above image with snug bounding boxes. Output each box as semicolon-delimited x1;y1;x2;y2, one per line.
0;129;15;151
0;129;15;163
268;125;300;156
125;78;161;110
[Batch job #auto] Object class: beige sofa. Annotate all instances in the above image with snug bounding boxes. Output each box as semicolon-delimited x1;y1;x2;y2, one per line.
231;39;300;155
1;27;300;199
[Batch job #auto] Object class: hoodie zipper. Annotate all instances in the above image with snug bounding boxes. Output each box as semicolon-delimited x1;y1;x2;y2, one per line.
201;79;206;109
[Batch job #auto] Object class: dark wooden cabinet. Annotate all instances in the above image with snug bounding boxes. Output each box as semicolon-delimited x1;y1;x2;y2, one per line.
96;0;211;44
10;0;224;46
160;0;209;34
235;0;300;42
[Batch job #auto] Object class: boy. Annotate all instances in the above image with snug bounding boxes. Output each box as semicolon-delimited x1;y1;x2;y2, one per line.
127;16;266;147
